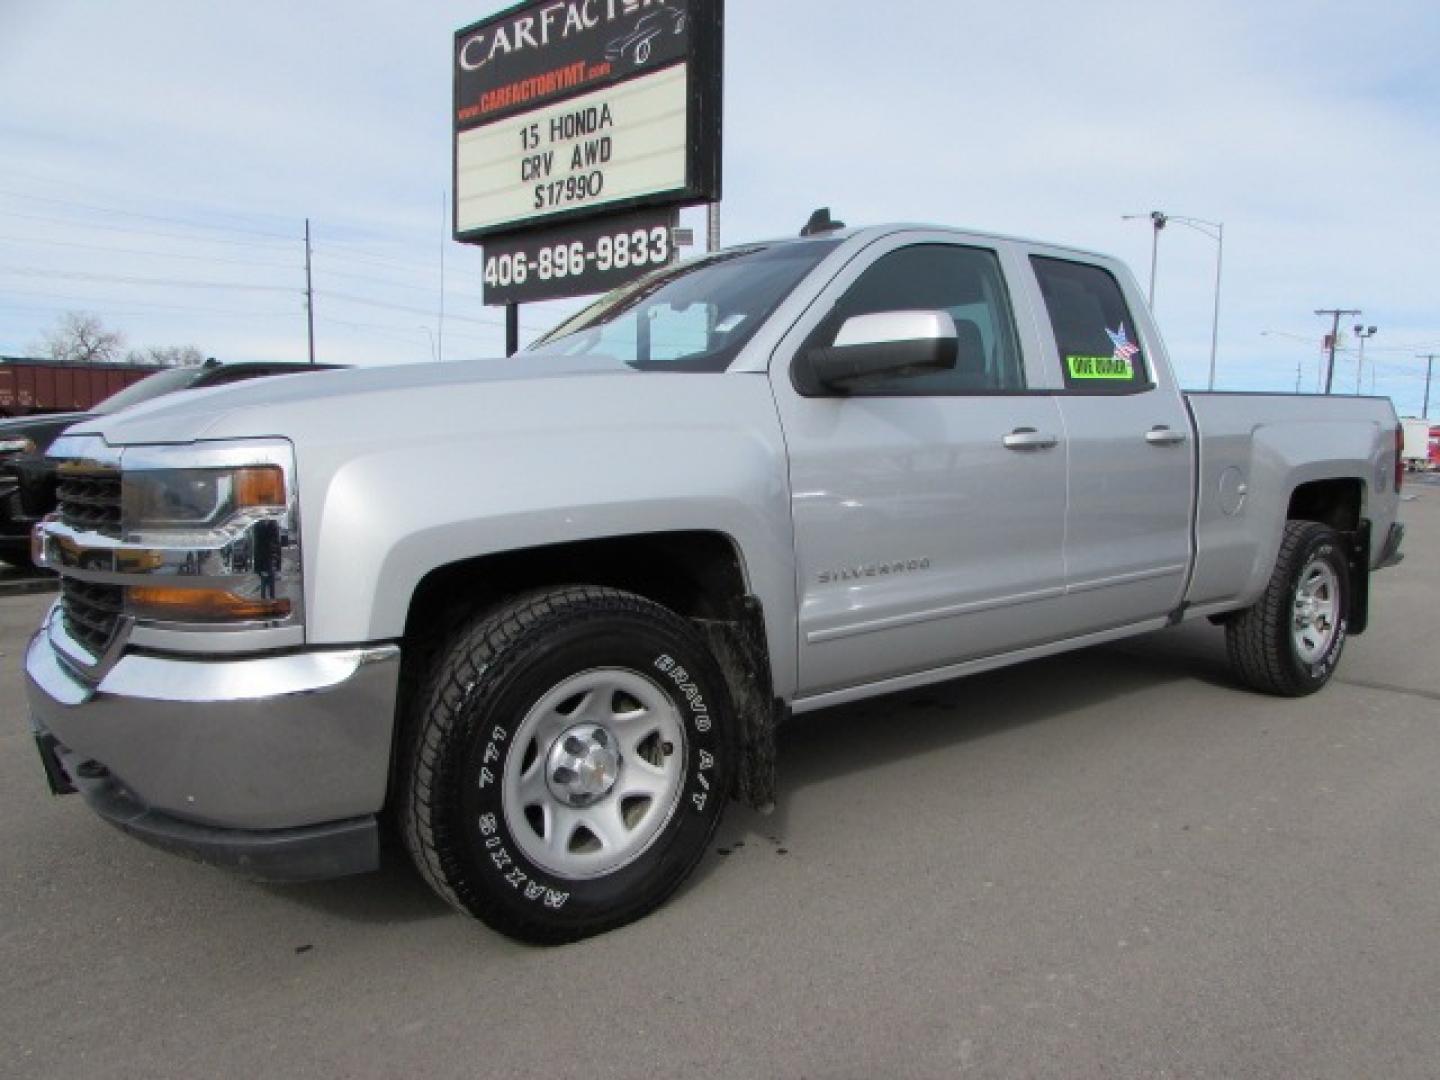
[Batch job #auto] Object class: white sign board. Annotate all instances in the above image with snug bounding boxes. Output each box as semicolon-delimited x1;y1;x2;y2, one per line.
457;64;690;237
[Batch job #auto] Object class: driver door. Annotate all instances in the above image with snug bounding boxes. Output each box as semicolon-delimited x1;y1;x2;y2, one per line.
770;235;1070;699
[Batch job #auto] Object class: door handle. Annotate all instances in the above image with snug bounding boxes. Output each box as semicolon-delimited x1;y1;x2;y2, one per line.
1002;428;1059;451
1145;425;1188;446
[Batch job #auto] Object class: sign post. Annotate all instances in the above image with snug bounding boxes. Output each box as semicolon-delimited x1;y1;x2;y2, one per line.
453;0;723;343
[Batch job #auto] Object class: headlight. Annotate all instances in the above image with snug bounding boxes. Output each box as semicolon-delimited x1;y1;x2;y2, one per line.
0;437;37;454
123;466;286;530
41;435;304;644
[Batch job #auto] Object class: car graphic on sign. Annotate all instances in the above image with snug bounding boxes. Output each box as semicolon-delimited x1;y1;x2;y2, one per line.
604;7;686;67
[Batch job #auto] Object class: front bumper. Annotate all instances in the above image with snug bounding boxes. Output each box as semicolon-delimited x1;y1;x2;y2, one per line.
33;731;380;882
26;604;401;880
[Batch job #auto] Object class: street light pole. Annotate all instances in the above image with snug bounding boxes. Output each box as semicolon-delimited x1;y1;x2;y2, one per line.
1123;211;1167;307
1166;216;1224;390
1207;222;1223;390
1352;324;1376;395
1147;211;1164;307
1124;211;1223;387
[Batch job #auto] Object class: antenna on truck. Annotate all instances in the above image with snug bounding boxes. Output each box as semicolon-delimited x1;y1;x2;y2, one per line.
801;208;846;237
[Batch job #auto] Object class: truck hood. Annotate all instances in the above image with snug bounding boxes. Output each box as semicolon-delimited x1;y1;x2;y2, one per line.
65;356;651;447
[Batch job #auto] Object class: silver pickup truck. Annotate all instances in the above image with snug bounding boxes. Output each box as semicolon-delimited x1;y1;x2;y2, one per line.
27;221;1406;943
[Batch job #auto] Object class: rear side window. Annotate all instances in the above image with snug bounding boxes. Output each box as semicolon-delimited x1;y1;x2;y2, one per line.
1031;256;1150;392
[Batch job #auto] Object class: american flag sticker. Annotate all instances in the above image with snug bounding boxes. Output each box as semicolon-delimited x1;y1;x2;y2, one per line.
1068;323;1140;380
1106;323;1141;366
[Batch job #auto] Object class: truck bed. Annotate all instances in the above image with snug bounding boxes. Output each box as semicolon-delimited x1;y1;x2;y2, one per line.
1183;391;1401;615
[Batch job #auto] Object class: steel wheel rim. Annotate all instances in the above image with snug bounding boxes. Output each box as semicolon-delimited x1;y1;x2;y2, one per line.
1292;558;1340;663
501;667;686;880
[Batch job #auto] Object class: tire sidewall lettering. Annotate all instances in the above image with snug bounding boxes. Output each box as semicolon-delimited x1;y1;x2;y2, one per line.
475;809;570;910
653;653;719;813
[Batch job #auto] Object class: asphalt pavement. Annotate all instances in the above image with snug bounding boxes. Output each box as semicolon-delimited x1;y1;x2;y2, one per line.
3;485;1438;1079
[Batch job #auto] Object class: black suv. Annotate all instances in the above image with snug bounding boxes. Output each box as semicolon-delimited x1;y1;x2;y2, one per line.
0;361;340;567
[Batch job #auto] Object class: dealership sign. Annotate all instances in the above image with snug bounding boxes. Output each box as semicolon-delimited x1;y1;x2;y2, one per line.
453;0;722;248
480;207;679;305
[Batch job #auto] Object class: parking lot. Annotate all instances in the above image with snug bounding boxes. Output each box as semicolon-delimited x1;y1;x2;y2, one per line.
2;482;1437;1079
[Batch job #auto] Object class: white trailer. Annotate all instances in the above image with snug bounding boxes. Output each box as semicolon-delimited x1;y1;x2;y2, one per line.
1401;417;1433;470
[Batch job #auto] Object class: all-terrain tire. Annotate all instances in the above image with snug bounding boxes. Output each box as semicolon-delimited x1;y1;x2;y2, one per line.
400;586;735;944
1225;521;1351;697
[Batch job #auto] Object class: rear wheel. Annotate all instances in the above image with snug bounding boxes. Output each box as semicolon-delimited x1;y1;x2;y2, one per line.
401;586;734;944
1225;521;1351;697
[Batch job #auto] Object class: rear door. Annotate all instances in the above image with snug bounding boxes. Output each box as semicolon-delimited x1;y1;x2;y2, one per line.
770;233;1069;698
1026;254;1195;631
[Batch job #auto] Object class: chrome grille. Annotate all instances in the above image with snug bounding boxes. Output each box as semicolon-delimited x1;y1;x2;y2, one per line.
57;465;122;538
60;578;124;656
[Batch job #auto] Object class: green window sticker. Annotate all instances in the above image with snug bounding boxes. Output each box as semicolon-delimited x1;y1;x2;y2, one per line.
1066;354;1134;380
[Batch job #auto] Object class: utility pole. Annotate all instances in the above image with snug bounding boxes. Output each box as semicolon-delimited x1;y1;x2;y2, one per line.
707;202;721;253
1314;308;1360;394
1420;354;1437;418
304;218;316;365
1295;362;1302;394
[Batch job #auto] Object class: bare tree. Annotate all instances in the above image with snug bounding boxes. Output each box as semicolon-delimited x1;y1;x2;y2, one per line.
125;345;207;368
34;311;126;364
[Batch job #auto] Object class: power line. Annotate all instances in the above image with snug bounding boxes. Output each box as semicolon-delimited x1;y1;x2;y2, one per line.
0;230;482;295
311;263;483;299
0;173;467;252
0;209;296;250
0;242;488;308
0;233;303;271
0;266;298;294
314;313;502;345
0;189;300;240
0;296;298;319
317;290;548;330
0;196;476;276
311;243;449;277
314;238;482;276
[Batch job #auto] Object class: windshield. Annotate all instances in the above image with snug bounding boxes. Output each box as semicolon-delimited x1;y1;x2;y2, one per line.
528;240;842;373
93;367;204;414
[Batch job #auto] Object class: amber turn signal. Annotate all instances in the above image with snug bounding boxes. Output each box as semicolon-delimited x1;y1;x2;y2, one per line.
128;586;291;623
233;466;287;509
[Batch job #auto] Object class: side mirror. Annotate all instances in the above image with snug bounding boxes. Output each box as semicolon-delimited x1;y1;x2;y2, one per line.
804;311;958;391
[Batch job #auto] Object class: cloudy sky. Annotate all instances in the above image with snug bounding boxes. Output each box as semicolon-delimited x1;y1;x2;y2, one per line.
1;0;1436;414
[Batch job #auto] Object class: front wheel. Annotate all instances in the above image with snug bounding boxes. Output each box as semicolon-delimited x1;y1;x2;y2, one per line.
401;586;735;944
1225;521;1351;697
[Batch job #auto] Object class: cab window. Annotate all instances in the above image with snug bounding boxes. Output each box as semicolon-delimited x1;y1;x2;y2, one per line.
1031;256;1150;392
806;245;1026;395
